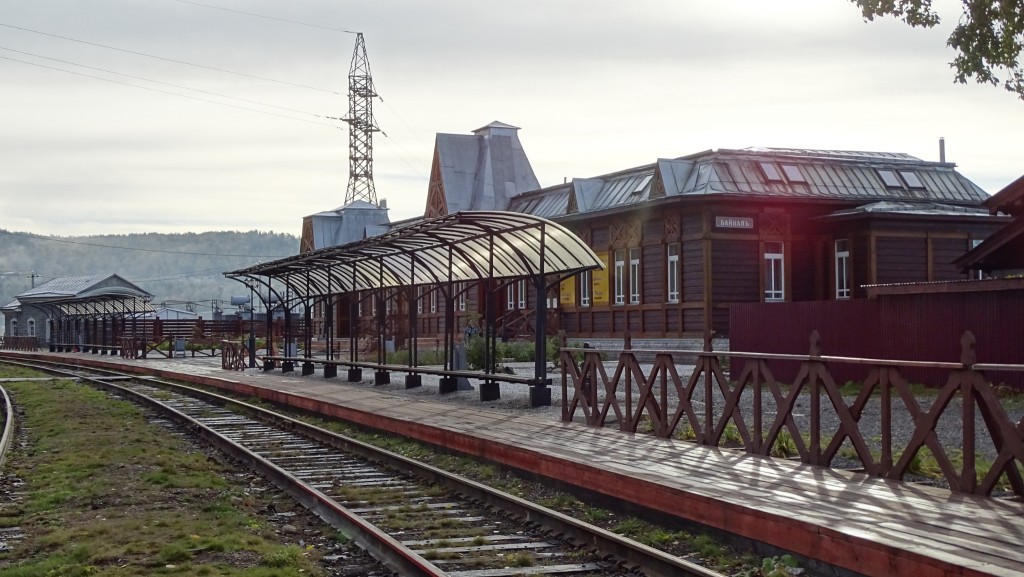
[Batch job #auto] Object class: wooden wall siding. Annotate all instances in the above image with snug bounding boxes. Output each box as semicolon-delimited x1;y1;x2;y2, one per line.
710;239;759;302
790;239;818;302
591;226;610;250
682;240;704;302
608;309;624;331
875;236;928;285
642;217;664;244
681;211;703;236
684;309;704;333
852;235;873;298
642;245;663;303
561;315;579;334
665;308;680;332
931;237;970;282
628;310;642;332
712;308;730;333
642;309;663;334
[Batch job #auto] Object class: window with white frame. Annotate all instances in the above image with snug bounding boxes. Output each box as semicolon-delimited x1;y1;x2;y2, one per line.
763;241;785;302
971;238;984;280
614;249;626;305
429;288;437;313
416;287;423;314
835;239;851;299
667;243;680;303
629;248;641;304
457;282;466;311
10;319;17;336
28;318;35;337
580;269;592;307
506;280;528;310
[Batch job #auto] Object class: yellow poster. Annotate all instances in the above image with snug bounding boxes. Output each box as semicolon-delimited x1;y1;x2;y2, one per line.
592;253;610;305
559;276;575;306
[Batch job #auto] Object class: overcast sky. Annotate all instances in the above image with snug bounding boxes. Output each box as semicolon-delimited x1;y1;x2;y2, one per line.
3;0;1023;237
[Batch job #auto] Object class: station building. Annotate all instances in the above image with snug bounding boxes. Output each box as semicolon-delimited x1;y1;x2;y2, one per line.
1;274;152;347
303;122;1006;343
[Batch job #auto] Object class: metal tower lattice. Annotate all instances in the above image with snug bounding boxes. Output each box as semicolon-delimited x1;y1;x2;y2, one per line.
343;32;381;205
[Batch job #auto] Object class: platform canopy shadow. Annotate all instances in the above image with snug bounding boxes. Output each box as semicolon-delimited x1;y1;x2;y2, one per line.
225;211;604;406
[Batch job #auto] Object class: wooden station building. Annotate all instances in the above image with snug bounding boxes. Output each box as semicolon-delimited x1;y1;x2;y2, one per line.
302;122;1006;342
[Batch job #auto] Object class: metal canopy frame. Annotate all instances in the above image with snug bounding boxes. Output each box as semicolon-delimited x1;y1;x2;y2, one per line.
225;211;603;296
224;211;604;405
24;295;154;317
17;290;154;355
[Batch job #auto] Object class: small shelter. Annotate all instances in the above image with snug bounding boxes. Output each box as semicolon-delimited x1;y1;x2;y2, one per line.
1;274;153;351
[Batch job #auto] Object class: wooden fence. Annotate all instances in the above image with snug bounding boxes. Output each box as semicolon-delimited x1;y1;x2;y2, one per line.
0;336;40;351
560;332;1024;497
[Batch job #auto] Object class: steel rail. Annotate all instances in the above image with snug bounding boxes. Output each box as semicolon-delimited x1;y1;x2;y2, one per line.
0;383;14;469
0;358;442;577
2;356;726;577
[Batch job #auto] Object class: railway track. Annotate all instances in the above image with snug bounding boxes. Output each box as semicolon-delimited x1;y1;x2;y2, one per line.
0;379;25;556
0;358;724;577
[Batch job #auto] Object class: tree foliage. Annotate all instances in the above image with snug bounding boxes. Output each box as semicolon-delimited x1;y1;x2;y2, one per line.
853;0;1024;99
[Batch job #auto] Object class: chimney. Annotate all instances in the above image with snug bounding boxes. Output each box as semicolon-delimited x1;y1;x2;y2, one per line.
939;137;946;163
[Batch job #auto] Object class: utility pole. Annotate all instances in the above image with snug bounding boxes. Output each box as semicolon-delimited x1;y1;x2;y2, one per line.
342;32;382;206
1;271;39;288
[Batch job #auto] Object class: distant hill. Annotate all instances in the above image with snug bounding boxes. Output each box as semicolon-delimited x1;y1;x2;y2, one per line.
0;229;299;318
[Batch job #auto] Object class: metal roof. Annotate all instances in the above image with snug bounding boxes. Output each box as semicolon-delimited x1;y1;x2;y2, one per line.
304;200;391;251
225;211;604;297
13;274;154;316
510;147;990;219
434;122;540;213
818;201;992;219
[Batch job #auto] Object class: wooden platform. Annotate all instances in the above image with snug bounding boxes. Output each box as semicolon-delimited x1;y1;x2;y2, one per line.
5;350;1024;577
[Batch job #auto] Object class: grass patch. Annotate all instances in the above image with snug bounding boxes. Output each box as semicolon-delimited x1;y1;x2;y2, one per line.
0;365;325;576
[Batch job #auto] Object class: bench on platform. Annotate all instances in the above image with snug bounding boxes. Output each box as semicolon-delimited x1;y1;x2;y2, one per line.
258;354;549;406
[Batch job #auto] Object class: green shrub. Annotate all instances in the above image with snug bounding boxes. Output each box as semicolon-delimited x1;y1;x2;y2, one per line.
465;336;534;370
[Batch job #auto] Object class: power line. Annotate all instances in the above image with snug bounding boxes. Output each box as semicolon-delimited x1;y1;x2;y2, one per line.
2;231;291;259
0;46;331;120
134;267;235;282
1;55;343;128
0;22;340;94
167;0;358;34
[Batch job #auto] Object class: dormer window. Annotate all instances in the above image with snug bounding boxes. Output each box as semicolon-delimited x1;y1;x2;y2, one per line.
877;169;903;189
758;162;784;183
631;174;653;195
899;170;925;189
780;164;806;183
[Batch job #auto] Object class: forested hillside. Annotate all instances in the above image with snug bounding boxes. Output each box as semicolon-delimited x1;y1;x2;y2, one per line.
0;229;299;317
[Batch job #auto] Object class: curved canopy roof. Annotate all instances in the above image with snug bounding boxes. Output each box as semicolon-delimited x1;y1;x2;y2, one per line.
225;211;604;297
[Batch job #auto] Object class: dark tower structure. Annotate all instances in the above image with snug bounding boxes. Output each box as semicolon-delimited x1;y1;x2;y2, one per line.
343;32;381;205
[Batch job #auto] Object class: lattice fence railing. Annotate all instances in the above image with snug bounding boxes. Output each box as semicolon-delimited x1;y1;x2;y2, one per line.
560;331;1024;497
